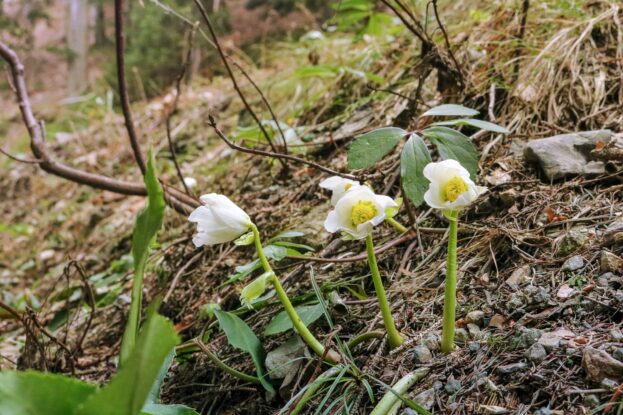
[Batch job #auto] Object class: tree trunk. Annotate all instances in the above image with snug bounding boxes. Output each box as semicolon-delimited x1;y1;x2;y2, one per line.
67;0;89;96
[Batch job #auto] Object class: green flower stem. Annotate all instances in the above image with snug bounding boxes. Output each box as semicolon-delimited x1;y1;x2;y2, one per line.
251;224;340;364
346;330;385;349
193;339;260;384
441;210;459;354
365;234;404;349
386;217;408;233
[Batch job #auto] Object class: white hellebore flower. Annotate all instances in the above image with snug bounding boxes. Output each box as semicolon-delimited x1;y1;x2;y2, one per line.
423;159;487;211
319;176;361;205
183;177;197;189
324;186;397;239
188;194;252;247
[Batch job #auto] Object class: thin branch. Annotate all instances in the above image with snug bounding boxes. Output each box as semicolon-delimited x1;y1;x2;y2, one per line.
431;0;464;87
192;0;287;169
0;147;42;164
114;0;146;174
166;25;198;196
0;41;199;213
513;0;530;82
380;0;430;46
207;115;360;180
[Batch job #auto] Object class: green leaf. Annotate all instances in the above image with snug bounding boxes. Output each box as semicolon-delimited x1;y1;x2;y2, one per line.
385;197;402;219
264;244;288;261
120;149;166;366
295;65;340;78
76;313;179;415
234;231;255;246
347;127;406;170
263;303;325;336
431;118;509;133
214;309;275;394
0;371;97;415
400;134;432;207
422;127;479;179
273;241;315;252
421;104;479;117
273;230;305;239
240;271;274;308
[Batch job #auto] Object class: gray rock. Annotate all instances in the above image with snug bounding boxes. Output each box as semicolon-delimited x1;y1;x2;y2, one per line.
265;335;309;380
582;346;623;382
422;333;440;351
598;273;616;287
465;310;485;326
497;362;528;375
526;343;547;363
601;378;619;391
523;130;613;181
433;380;444;390
455;328;469;344
508;293;525;310
413;388;435;411
467;323;481;337
413;345;432;364
539;332;563;351
506;265;531;290
601;251;623;274
602;217;623;247
533;407;553;415
555;229;588;257
516;327;543;348
562;255;585;272
445;377;461;394
613;348;623;362
468;341;481;352
610;328;623;342
566;348;577;355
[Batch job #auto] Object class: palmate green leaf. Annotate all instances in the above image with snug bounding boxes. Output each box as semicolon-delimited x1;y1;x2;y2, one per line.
400;134;432;207
421;104;479;117
76;313;180;415
120;149;166;366
431;118;509;133
422;127;479;179
263;303;325;336
214;309;275;394
0;371;97;415
348;127;406;170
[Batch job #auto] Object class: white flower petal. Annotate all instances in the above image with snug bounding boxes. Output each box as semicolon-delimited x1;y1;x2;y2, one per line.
320;176;361;205
189;194;252;247
422;160;488;212
324;211;341;233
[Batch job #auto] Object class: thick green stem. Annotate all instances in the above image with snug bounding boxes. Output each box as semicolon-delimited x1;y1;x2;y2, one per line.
385;217;408;233
365;235;404;349
251;224;340;364
441;210;459;354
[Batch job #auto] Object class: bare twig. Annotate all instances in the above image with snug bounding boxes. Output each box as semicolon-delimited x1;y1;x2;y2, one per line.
380;0;430;46
431;0;464;87
513;0;530;82
114;0;146;174
69;261;96;355
207;116;360;180
488;83;497;122
0;41;199;213
192;0;287;169
166;25;198;196
0;147;42;164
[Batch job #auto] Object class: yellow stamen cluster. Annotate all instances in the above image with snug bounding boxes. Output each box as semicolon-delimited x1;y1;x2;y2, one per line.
444;176;468;202
351;200;377;226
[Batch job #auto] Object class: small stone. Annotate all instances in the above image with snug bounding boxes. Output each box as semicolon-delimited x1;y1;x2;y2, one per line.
582;346;623;382
602;217;623;247
465;310;485;326
613;348;623;362
610;328;623;342
601;378;619;391
555;229;588;257
497;362;528;375
445;378;461;394
538;332;562;351
526;343;547;363
433;380;444;390
597;273;612;287
489;314;507;329
467;323;481;337
506;265;531;290
516;327;543;348
455;328;469;344
421;333;440;352
583;394;600;407
413;388;435;411
479;405;510;414
562;255;585;272
601;251;623;274
413;345;432;364
533;407;553;415
38;249;56;261
566;348;577;355
556;284;577;299
508;293;525;310
468;341;481;352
